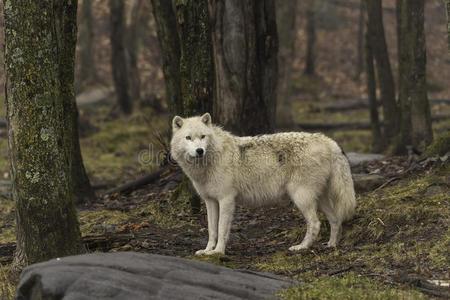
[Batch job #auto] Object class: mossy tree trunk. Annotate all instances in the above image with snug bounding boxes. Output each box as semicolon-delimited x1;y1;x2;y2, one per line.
275;0;298;129
396;0;432;153
110;0;132;114
174;0;215;213
126;0;144;103
366;0;398;145
304;0;316;76
3;0;84;272
77;0;98;91
175;0;214;116
151;0;183;116
210;0;279;135
365;29;383;152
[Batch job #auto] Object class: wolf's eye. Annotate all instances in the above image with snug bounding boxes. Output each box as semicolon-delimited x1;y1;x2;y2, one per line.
201;135;206;139
186;136;191;140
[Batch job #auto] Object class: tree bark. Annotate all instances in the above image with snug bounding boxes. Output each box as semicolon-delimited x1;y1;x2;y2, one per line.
77;0;98;90
151;0;183;116
210;0;279;135
366;0;398;143
275;0;298;128
396;0;432;153
175;0;215;116
174;0;215;213
126;0;144;103
110;0;132;114
304;0;316;76
3;0;84;272
365;29;383;152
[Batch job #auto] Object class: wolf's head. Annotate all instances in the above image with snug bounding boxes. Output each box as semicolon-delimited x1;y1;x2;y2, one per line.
170;113;216;165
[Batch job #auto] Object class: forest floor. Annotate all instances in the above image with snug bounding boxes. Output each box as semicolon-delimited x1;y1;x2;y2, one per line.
0;98;449;299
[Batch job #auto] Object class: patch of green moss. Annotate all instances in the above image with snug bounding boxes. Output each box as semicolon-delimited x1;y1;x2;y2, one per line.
80;106;169;181
0;197;14;244
0;264;15;300
253;170;448;298
280;274;426;300
422;132;450;157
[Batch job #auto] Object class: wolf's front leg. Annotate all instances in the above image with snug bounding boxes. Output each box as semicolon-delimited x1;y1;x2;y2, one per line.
195;199;219;256
205;196;235;255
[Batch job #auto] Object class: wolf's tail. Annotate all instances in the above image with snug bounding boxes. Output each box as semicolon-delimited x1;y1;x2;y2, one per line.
329;154;356;222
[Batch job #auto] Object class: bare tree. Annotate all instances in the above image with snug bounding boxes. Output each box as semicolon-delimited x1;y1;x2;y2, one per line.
77;0;98;90
275;0;298;128
366;0;398;144
210;0;279;135
4;0;84;272
110;0;132;114
354;0;365;80
304;0;316;76
396;0;432;152
365;29;383;152
151;0;183;115
126;0;144;102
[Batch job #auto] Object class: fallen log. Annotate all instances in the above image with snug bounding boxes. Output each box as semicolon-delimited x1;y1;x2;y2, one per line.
298;114;450;131
0;118;6;128
103;168;165;195
319;98;450;112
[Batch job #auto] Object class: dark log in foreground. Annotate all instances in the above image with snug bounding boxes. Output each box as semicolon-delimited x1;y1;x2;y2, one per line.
103;168;165;195
317;98;450;112
297;115;450;131
16;252;296;300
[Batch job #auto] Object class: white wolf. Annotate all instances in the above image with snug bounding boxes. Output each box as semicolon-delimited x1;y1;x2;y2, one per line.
170;113;356;255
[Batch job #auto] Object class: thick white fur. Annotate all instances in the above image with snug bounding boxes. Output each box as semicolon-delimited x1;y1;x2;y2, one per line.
170;113;356;255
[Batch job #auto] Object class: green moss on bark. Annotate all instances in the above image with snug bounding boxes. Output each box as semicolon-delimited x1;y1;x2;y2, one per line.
3;0;84;269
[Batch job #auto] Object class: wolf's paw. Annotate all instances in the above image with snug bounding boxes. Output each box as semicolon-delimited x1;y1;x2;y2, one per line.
288;243;309;251
203;249;225;256
195;249;209;256
326;241;337;248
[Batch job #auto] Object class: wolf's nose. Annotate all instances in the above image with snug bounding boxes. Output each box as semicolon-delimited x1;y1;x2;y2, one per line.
196;148;204;156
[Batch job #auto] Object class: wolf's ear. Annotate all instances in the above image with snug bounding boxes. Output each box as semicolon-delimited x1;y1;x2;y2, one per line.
201;113;211;126
172;116;184;130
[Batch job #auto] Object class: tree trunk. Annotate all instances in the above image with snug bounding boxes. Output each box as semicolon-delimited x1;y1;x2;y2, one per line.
366;0;398;143
175;0;215;116
126;0;144;103
210;0;279;135
304;0;316;76
3;0;84;272
354;0;365;80
365;29;383;152
77;0;98;91
447;0;450;51
174;0;215;213
110;0;132;114
396;0;432;153
275;0;298;129
72;105;96;205
151;0;183;116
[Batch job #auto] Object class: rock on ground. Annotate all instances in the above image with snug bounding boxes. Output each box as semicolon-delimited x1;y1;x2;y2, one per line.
16;252;296;300
346;152;385;167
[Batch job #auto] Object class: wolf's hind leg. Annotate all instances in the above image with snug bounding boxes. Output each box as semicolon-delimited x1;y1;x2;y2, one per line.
288;187;321;251
318;197;342;247
195;199;219;256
